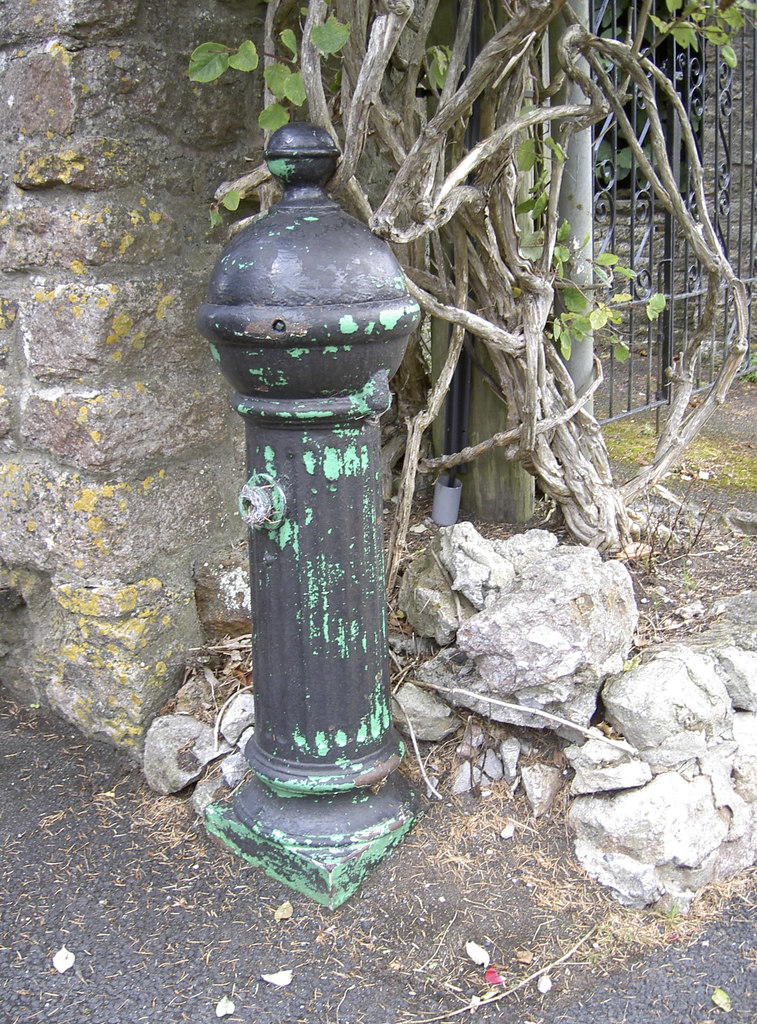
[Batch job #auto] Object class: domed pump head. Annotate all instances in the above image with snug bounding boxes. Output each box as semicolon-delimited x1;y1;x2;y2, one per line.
264;123;340;196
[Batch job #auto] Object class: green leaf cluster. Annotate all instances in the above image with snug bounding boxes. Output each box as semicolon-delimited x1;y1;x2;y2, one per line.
188;16;350;136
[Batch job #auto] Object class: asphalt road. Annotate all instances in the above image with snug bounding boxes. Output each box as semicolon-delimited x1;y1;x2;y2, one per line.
1;695;756;1024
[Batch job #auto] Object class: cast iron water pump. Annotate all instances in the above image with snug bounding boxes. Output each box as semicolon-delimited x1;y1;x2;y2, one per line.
196;123;421;908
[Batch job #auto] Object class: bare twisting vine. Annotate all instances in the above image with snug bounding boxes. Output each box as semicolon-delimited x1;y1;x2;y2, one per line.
190;0;751;591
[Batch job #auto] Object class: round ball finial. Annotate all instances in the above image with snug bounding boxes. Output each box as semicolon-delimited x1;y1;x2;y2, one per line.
264;123;340;188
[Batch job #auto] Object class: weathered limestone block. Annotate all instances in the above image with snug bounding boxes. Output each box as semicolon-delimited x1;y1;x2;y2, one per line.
18;277;211;380
392;681;461;741
193;546;251;639
398;545;472;645
565;736;653;795
21;382;227;470
452;546;637;729
570;773;730;908
0;459;226;575
522;763;564;817
602;646;734;770
143;714;228;794
47;577;202;750
1;0;139;42
0;200;178;271
15;138;147;191
0;48;75;135
436;522;516;610
218;691;255;746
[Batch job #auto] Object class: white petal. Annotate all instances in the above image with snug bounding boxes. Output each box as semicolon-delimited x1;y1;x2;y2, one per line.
52;947;75;974
465;941;490;969
261;969;293;987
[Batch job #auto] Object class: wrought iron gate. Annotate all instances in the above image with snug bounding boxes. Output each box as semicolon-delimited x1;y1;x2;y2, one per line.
590;2;756;422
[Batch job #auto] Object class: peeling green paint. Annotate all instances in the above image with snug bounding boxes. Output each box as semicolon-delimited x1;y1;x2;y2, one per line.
209;342;221;363
267;157;296;181
379;308;404;331
339;314;359;334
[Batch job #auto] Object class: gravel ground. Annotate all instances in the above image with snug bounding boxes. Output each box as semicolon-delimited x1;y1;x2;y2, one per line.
1;696;756;1024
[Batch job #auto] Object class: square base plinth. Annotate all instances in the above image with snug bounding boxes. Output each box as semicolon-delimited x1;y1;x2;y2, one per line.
205;774;421;909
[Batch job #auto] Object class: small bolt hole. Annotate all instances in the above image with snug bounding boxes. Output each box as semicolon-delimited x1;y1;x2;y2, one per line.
272;319;286;333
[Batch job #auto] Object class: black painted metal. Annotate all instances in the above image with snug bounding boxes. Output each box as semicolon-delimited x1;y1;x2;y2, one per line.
196;123;421;906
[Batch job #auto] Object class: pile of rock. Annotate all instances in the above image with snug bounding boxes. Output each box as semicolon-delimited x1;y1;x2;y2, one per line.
141;521;757;913
142;688;254;815
394;523;757;911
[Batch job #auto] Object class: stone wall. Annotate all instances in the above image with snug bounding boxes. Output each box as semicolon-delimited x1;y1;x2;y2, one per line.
0;0;259;752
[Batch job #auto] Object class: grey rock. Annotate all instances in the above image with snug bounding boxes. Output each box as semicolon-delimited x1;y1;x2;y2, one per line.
565;737;653;795
436;522;516;610
236;726;255;755
219;691;256;746
714;646;757;712
521;764;563;817
452;761;482;794
479;748;504;782
143;714;229;795
733;713;757;804
569;772;730;908
726;509;757;536
499;737;521;784
191;776;229;817
221;749;250;788
491;529;558;573
453;546;637;729
602;646;734;767
397;545;468;645
392;682;460;741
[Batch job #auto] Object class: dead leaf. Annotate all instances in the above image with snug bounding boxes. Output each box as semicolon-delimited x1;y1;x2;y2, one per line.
515;949;534;966
712;987;732;1012
273;900;293;922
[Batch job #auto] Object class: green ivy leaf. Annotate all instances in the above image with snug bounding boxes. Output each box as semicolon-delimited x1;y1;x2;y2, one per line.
221;189;241;211
589;307;609;330
228;40;259;72
613;341;631;362
280;29;299;58
264;63;292;99
595;252;619;267
557;219;571;242
612;292;633;304
531;191;549;219
209;208;224;228
189;42;230;82
721;44;737;69
563;288;588;314
517;138;537;172
544;136;567;162
259;102;290;131
284;71;306;106
310;15;351;55
427;45;451;91
554;245;571;264
671;23;698;50
646;292;667;320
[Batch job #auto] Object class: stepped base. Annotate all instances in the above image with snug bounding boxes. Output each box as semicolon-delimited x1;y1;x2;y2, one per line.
205;772;420;909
